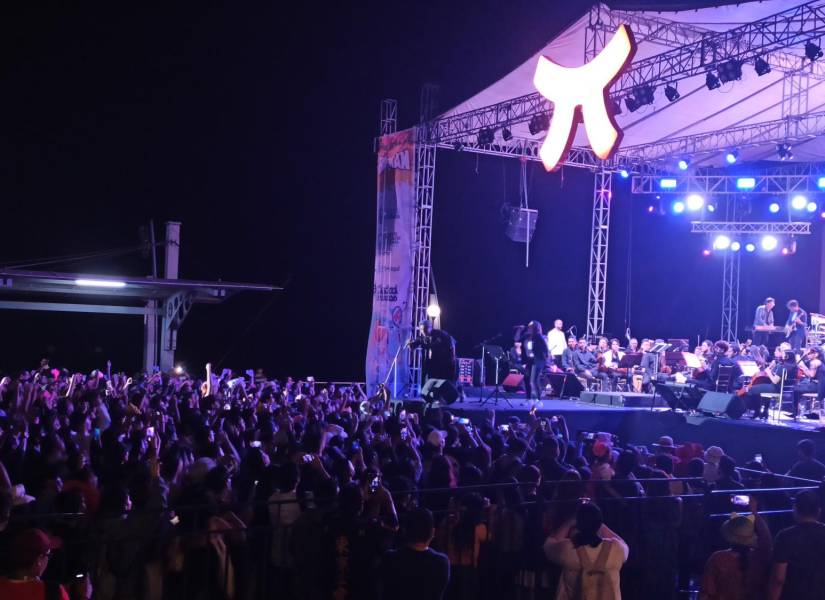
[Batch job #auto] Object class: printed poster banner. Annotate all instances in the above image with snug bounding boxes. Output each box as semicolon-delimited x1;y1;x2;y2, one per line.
366;128;415;395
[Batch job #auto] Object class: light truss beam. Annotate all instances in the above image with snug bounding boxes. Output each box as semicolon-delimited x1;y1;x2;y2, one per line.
587;171;612;337
690;221;811;234
632;165;825;194
428;1;825;144
623;111;825;162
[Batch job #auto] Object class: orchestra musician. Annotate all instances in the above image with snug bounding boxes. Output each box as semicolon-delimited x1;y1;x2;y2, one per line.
573;337;610;391
791;347;824;418
752;297;776;347
785;299;808;352
601;338;625;392
627;338;639;353
561;336;577;372
707;340;742;388
521;320;549;403
742;346;798;419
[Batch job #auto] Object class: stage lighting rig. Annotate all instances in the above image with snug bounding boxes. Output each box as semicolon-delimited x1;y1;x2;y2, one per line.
664;84;680;102
453;141;465;152
705;72;721;90
754;56;771;76
528;113;550;135
632;85;655;106
477;128;495;145
501;127;513;141
625;95;640;112
806;41;823;61
776;143;793;160
717;59;743;83
611;98;622;116
677;157;690;170
725;150;739;164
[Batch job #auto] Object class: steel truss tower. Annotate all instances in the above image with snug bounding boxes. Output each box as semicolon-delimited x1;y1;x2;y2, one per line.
587;171;612;338
721;197;742;342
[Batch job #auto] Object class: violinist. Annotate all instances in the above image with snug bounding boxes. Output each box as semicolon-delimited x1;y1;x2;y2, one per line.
601;338;624;391
792;347;824;418
743;346;798;419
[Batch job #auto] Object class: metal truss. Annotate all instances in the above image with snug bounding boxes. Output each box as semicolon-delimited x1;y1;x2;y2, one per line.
690;221;812;234
632;164;825;194
409;126;437;395
596;9;825;80
719;197;745;341
380;99;398;135
623;111;825;163
587;171;612;338
427;2;825;145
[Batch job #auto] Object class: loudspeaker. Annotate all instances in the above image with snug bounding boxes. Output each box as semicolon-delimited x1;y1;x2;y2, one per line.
421;379;459;405
547;373;585;398
501;373;524;392
697;391;745;419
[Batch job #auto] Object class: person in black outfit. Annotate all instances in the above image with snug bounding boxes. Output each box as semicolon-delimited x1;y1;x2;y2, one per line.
785;299;808;353
787;439;825;482
707;341;743;390
380;507;450;600
768;490;825;600
410;320;456;382
521;320;549;403
744;346;797;419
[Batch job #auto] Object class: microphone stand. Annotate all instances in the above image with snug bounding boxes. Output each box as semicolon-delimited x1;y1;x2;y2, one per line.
383;340;409;399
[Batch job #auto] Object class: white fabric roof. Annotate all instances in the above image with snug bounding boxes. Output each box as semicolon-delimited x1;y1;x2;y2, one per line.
440;1;825;166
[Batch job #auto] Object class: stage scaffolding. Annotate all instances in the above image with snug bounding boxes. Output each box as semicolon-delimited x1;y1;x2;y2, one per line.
379;2;825;393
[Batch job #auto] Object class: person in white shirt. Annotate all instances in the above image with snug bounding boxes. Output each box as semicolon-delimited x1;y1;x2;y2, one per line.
547;319;567;368
544;502;629;600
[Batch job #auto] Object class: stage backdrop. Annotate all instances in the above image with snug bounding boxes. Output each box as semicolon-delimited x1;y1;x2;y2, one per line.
365;128;415;394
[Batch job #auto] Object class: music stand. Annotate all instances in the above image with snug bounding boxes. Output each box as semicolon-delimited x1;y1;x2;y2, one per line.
479;345;512;407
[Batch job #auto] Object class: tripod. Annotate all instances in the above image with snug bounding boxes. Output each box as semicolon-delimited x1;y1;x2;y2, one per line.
479;346;513;407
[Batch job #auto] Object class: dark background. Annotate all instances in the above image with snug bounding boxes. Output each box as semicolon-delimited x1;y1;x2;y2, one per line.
0;1;821;378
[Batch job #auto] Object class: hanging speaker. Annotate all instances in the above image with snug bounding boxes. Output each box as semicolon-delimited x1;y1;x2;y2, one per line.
505;206;538;242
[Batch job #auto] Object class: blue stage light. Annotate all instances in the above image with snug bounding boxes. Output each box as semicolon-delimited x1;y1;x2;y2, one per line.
792;195;808;210
713;235;731;250
673;201;685;214
736;177;756;189
761;235;778;251
660;178;677;189
745;243;756;252
807;202;818;212
769;202;780;213
726;150;739;164
677;158;690;170
730;241;741;251
707;203;716;212
619;169;629;178
686;194;704;211
818;176;825;189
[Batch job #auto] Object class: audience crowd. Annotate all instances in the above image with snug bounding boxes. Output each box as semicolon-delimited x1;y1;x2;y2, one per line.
0;361;823;600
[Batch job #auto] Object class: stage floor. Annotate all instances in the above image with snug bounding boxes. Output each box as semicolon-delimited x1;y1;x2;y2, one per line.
399;387;825;472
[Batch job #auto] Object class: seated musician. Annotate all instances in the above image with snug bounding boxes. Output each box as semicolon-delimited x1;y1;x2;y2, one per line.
743;345;798;419
573;337;610;390
792;347;823;418
627;337;639;353
561;336;577;372
707;340;742;390
508;339;526;375
752;296;775;347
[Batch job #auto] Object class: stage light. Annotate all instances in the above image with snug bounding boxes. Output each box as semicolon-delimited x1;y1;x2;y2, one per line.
731;241;741;252
781;247;789;255
625;95;640;113
632;84;655;107
659;178;677;189
706;72;721;90
808;202;818;212
769;202;780;213
754;56;771;76
707;203;716;212
619;169;629;178
717;59;743;83
647;205;654;213
477;128;495;145
821;211;825;219
453;141;465;152
611;98;623;116
761;235;778;251
806;41;823;61
777;143;793;160
736;177;755;189
677;158;690;170
528;113;550;135
174;365;185;375
713;235;731;250
673;201;685;214
702;249;712;257
792;195;808;210
745;243;756;253
725;150;739;164
426;303;441;319
818;176;825;189
686;194;705;211
75;278;126;288
501;127;513;141
664;84;680;102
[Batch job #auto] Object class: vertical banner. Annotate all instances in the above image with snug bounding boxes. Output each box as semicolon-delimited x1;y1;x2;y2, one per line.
366;128;416;395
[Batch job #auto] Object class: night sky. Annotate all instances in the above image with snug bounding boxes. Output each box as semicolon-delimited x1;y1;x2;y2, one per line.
2;1;820;378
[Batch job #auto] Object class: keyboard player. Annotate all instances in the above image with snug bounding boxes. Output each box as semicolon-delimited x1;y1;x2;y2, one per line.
753;297;776;347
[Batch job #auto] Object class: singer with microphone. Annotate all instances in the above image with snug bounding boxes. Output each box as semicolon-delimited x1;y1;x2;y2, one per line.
547;319;567;368
409;319;457;383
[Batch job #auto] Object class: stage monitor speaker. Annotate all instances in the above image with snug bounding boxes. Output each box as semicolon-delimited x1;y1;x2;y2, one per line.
697;391;745;420
501;373;524;392
547;373;585;398
421;378;459;405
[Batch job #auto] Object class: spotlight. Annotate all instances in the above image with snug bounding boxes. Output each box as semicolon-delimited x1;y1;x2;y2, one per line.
806;41;823;61
453;141;465;152
717;59;743;83
731;241;741;252
707;203;716;213
673;201;685;214
625;95;640;113
174;365;185;375
702;249;712;257
664;84;680;102
792;195;808;210
528;113;550;135
706;72;721;90
611;98;623;116
647;205;655;213
632;85;655;107
426;303;441;318
781;247;789;255
659;178;678;189
736;177;755;189
819;176;825;189
686;194;705;211
501;127;513;141
754;56;771;76
745;243;756;253
619;169;629;178
678;158;690;170
807;201;818;212
761;235;778;251
713;235;731;250
769;202;781;213
821;211;825;219
725;150;739;164
477;128;495;145
777;143;793;160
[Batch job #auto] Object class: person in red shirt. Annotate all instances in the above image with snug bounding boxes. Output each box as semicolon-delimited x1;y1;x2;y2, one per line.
0;529;69;600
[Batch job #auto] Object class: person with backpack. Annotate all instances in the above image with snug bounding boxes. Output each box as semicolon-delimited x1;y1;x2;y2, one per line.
543;502;628;600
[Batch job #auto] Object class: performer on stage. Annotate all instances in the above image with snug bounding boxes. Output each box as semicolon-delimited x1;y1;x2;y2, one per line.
785;299;808;352
409;319;456;382
547;319;566;368
521;321;549;403
561;336;577;372
743;346;798;419
573;337;610;391
752;297;775;347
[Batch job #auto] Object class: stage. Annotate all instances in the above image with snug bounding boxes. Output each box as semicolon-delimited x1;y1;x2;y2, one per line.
399;386;825;473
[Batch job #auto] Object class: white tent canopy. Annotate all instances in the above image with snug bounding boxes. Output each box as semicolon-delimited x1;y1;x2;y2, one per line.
439;1;825;167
